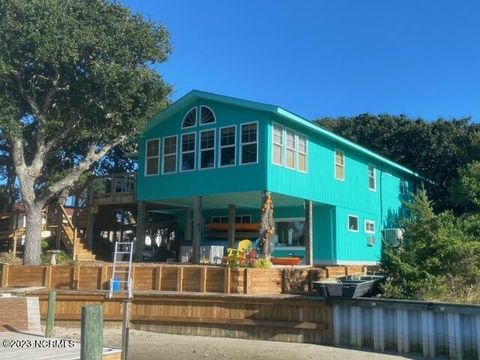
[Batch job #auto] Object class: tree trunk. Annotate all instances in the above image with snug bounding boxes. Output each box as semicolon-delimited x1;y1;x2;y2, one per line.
23;204;44;265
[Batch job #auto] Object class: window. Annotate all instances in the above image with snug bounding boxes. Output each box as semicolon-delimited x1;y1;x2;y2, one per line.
365;220;375;234
298;135;307;172
272;124;283;165
162;136;177;173
274;219;305;247
368;165;376;191
335;150;345;180
181;133;196;171
220;126;236;167
241;122;258;164
348;215;359;232
145;139;160;176
211;215;251;224
285;129;296;169
182;108;197;128
200;129;215;169
200;106;215;125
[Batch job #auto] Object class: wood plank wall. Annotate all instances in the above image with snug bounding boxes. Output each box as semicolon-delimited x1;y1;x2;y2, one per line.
0;263;366;295
34;291;334;346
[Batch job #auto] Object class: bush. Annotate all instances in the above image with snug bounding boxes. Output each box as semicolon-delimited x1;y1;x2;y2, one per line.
381;187;480;303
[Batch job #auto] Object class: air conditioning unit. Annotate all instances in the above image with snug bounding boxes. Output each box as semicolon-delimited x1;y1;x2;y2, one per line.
382;228;404;246
367;236;376;247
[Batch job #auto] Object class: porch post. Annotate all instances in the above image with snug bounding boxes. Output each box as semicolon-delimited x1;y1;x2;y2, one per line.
135;202;146;262
228;204;236;249
184;209;192;242
305;200;313;266
86;181;95;248
192;196;203;264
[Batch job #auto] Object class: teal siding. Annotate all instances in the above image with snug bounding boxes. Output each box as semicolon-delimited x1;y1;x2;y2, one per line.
136;91;419;265
137;99;270;201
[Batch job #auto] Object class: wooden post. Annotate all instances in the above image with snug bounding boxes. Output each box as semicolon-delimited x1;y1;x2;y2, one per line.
223;267;231;294
81;305;103;360
44;265;52;289
86;186;95;249
73;264;80;290
121;300;131;360
45;291;56;337
244;268;249;294
305;200;313;266
176;266;183;292
12;231;18;261
135;202;146;262
0;263;9;288
100;265;108;290
192;196;203;264
155;266;162;291
200;267;207;293
184;209;192;242
228;204;236;250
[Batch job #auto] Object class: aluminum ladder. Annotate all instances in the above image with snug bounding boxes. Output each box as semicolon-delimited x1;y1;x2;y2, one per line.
108;241;134;299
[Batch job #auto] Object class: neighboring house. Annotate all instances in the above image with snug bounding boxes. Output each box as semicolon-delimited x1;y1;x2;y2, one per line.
136;90;421;266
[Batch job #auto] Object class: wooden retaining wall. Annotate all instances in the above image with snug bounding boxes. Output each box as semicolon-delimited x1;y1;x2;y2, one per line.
32;291;334;345
0;263;366;295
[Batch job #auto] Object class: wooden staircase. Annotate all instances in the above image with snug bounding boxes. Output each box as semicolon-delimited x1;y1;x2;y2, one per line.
58;206;96;261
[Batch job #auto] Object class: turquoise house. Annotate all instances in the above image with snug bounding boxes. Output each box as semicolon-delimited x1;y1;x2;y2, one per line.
135;90;420;265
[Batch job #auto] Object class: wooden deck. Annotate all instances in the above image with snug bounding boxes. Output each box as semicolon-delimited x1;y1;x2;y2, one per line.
0;332;121;360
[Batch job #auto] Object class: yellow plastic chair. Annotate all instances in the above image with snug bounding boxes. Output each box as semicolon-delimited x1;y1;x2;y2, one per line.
226;239;252;263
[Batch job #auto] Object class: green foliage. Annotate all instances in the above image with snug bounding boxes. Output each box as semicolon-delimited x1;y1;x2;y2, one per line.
0;0;172;196
255;258;273;269
381;188;480;303
316;115;480;212
41;251;74;266
452;161;480;211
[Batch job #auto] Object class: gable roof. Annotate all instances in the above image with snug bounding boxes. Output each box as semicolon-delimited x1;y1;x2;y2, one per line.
145;89;423;180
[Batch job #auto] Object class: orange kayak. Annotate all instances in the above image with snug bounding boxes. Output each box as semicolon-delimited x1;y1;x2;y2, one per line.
206;223;261;232
271;257;303;266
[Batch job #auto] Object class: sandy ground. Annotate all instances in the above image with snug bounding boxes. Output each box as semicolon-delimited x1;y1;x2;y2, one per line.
53;327;423;360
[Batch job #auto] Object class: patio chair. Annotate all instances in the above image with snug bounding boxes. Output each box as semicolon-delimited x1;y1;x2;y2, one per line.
226;239;252;263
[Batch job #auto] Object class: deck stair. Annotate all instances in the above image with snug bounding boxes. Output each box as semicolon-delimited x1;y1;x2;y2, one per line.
58;205;96;261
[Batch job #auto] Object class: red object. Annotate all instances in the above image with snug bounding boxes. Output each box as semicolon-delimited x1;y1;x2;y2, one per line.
271;257;303;266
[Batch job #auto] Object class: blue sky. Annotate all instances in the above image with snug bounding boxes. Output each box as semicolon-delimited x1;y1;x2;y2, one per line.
124;1;480;122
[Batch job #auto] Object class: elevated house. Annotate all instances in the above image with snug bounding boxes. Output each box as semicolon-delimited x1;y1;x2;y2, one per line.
129;90;420;266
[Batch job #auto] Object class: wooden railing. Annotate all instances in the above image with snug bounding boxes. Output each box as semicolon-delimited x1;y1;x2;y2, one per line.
92;173;136;198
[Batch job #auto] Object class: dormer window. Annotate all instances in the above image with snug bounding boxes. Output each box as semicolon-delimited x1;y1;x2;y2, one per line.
200;106;215;125
182;108;197;128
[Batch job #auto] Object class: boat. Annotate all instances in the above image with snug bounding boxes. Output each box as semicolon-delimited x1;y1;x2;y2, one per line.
313;275;385;298
270;257;303;266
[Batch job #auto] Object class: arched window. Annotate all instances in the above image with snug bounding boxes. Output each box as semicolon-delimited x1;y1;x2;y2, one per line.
182;108;197;128
200;106;215;125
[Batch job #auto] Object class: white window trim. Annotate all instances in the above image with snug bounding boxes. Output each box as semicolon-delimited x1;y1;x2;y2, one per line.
199;128;216;170
181;106;197;129
365;219;375;234
180;132;196;173
144;138;160;177
335;149;345;181
284;127;297;170
161;135;178;174
240;121;259;165
297;133;308;173
272;122;284;166
219;125;237;168
368;164;377;191
199;105;216;126
347;215;359;232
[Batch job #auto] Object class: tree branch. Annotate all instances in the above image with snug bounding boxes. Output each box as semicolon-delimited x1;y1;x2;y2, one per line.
39;135;128;202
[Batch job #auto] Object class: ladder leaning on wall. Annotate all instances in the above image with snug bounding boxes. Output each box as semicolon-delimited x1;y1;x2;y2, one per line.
108;241;134;299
